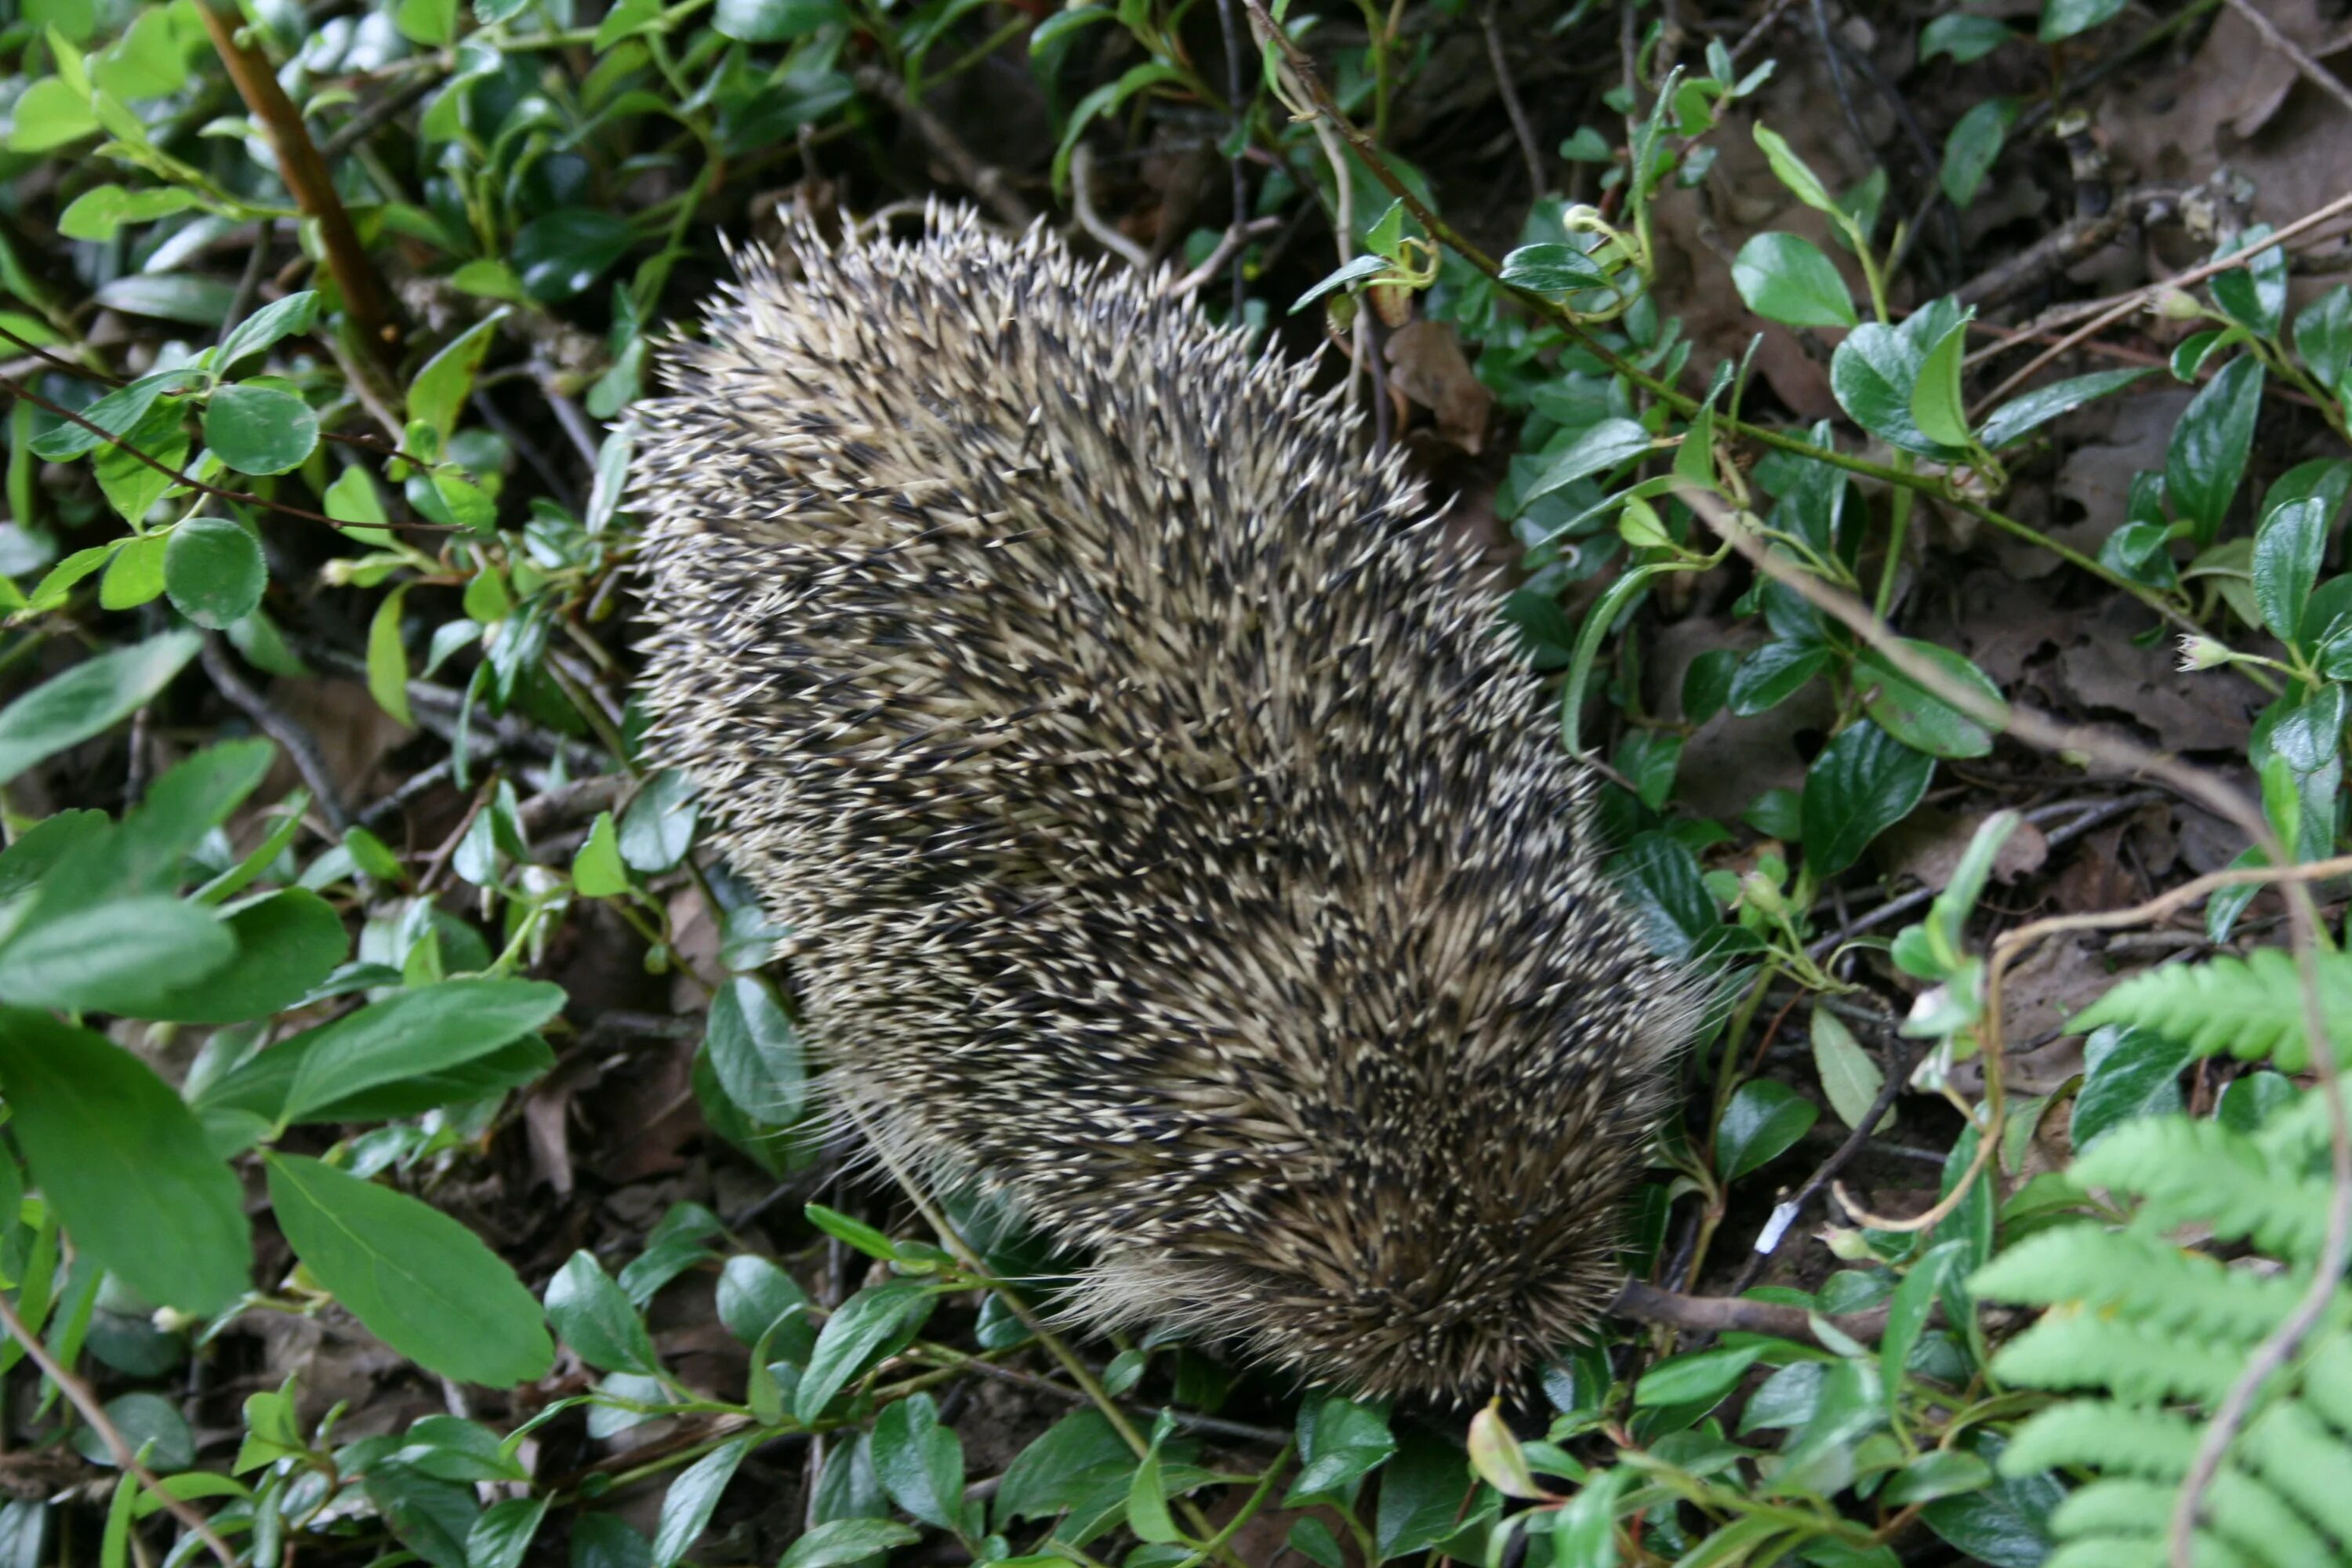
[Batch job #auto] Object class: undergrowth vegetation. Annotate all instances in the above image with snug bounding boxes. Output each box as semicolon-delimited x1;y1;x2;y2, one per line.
1;0;2350;1562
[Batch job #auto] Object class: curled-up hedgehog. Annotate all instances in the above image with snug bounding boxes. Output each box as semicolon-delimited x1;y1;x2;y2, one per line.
629;204;1702;1400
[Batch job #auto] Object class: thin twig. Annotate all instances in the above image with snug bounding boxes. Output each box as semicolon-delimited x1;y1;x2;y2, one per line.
1162;217;1283;299
0;1290;240;1568
852;64;1033;227
1483;6;1546;198
194;0;401;373
1970;186;2352;414
0;369;455;535
201;635;351;832
1070;146;1152;274
2220;0;2352;117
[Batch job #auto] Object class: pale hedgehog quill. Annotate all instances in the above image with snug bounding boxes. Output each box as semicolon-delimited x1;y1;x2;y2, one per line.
628;204;1703;1400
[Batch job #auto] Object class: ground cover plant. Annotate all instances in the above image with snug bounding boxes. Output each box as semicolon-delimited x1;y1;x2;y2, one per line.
2;0;2352;1561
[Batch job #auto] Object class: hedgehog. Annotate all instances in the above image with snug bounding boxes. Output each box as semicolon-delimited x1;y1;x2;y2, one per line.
627;204;1703;1401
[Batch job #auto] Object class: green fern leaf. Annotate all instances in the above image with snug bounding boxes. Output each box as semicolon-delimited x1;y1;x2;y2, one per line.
2204;1463;2343;1566
2299;1331;2352;1436
1969;1226;2305;1341
2051;1476;2172;1539
2071;1120;2331;1263
2005;1400;2201;1480
2068;947;2352;1069
1991;1309;2245;1404
2237;1399;2352;1547
2047;1540;2164;1568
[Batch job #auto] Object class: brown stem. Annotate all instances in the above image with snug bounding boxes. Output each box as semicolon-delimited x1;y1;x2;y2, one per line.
1610;1278;1893;1347
194;0;403;374
0;1290;241;1568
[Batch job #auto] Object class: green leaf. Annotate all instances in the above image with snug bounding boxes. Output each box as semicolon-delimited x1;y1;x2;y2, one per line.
165;517;267;629
394;0;455;45
1939;99;2015;209
1909;319;1974;449
2212;224;2288;340
1811;1007;1892;1133
2297;286;2352;396
514;211;637;303
57;184;202;241
95;275;236;326
2069;1024;2195;1150
0;620;200;775
1498;243;1613;293
216;292;321;377
1920;14;2010;62
0;1009;250;1313
1853;640;2006;760
1634;1343;1767;1408
1126;1446;1178;1544
281;978;566;1123
264;1153;554;1385
1802;719;1934;877
129;888;346;1024
1832;325;1960;457
712;0;844;40
368;586;413;725
74;1392;195;1472
6;76;101;151
1730;639;1829;716
203;384;318;476
95;397;189;522
1732;233;1858;329
30;369;194;459
1523;417;1653;507
2038;0;2125;38
716;1255;815;1363
1289;1394;1396;1504
1752;124;1839;218
1979;368;2149;448
1882;1449;1993;1506
408;314;506;445
1288;254;1391;314
652;1437;753;1568
619;770;699;872
0;896;232;1013
573;812;627;897
100;533;168;609
794;1280;935;1421
775;1521;921;1568
2165;355;2265;543
705;975;806;1126
870;1395;964;1532
1715;1079;1819;1179
2254;496;2328;644
544;1250;660;1373
466;1497;548;1568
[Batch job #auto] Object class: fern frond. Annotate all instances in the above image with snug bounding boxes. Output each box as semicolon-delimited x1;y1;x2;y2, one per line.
1969;1227;2305;1341
2068;947;2352;1070
2071;1120;2331;1264
2004;1400;2201;1480
2047;1533;2251;1568
2205;1463;2343;1566
1991;1309;2245;1404
2047;1540;2164;1568
2052;1477;2172;1538
2298;1330;2352;1436
2237;1399;2352;1548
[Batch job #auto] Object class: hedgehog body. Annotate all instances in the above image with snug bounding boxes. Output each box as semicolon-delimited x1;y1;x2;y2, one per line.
629;207;1700;1399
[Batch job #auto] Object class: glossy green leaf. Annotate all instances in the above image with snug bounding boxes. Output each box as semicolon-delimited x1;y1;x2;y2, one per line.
1939;99;2014;209
1732;233;1857;329
1802;720;1935;877
2212;224;2288;340
1832;325;1959;457
0;896;232;1013
216;292;321;377
408;314;506;445
544;1250;660;1374
164;516;266;629
515;211;637;303
870;1395;964;1532
572;812;627;897
2165;355;2265;542
1980;368;2149;448
1715;1079;1819;1179
1523;417;1653;506
1920;14;2010;61
705;975;806;1127
775;1521;921;1568
203;383;318;476
1910;319;1974;449
2254;496;2328;644
794;1280;935;1421
128;888;346;1024
1853;640;2005;760
1498;243;1613;293
2038;0;2125;39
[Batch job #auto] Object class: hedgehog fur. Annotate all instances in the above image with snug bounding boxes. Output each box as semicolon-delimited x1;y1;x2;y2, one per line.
627;205;1702;1401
